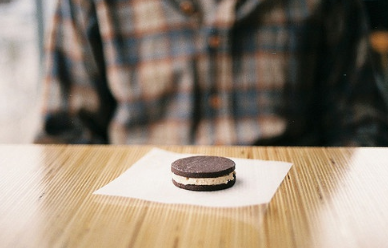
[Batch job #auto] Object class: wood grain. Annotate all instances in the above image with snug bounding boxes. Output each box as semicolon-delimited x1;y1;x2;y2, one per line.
1;145;388;248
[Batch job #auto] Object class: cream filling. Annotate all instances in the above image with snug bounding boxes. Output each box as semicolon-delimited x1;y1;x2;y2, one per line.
172;171;235;185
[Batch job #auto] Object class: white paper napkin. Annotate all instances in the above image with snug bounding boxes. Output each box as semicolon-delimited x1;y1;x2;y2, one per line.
93;148;292;207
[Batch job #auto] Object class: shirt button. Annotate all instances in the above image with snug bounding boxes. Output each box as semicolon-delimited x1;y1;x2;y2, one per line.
180;1;195;15
208;35;221;48
209;96;222;109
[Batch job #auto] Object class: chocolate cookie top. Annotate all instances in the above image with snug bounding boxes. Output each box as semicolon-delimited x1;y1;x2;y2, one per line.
171;156;235;178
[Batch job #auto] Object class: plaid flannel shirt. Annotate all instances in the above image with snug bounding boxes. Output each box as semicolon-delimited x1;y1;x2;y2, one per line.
36;0;388;146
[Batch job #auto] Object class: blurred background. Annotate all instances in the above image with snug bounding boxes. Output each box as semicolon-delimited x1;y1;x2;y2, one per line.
0;0;387;144
0;0;54;143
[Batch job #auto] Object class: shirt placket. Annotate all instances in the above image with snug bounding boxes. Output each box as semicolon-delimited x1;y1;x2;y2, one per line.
174;0;236;144
206;0;237;144
207;28;235;144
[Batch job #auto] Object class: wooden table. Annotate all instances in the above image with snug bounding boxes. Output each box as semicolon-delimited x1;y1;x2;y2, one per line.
1;145;388;248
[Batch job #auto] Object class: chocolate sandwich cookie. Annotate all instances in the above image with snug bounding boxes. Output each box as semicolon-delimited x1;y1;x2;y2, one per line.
171;156;236;191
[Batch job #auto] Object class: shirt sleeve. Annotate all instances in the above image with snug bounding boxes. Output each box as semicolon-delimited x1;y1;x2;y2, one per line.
318;0;388;146
34;0;116;144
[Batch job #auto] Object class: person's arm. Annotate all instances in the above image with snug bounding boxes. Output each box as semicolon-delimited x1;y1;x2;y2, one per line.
318;0;388;146
35;0;116;144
